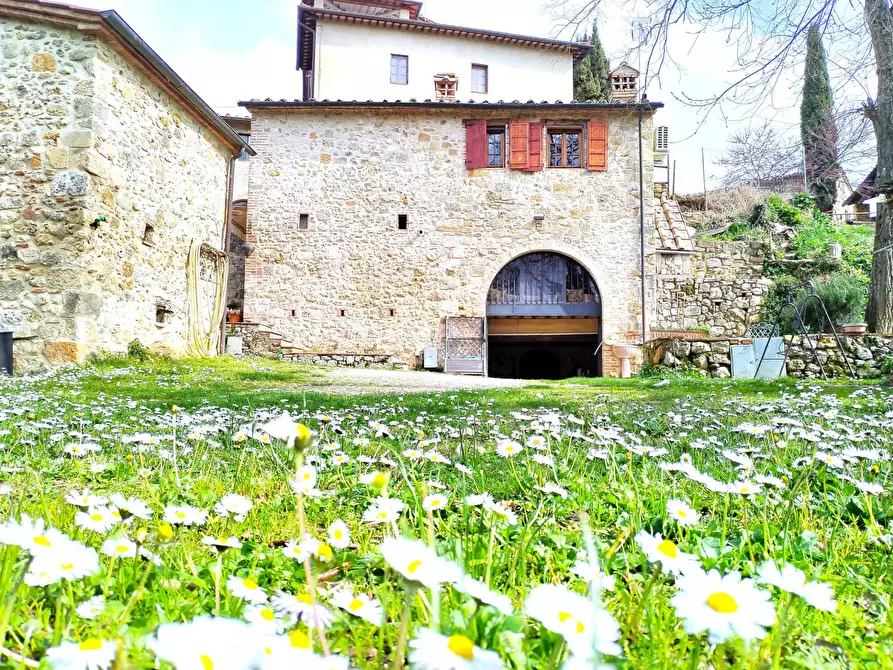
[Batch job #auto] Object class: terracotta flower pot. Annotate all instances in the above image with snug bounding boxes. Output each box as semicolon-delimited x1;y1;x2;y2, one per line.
841;323;867;336
227;311;241;324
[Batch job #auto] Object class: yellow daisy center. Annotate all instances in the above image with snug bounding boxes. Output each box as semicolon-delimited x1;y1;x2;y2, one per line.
447;635;475;660
115;545;129;553
176;512;186;519
407;559;423;574
200;654;214;670
333;529;343;539
242;579;258;590
90;514;103;522
289;630;311;649
60;563;73;571
656;539;677;558
297;593;313;604
79;639;102;651
348;598;364;612
33;535;51;547
678;510;687;518
740;487;750;494
707;592;738;614
558;612;585;634
260;609;275;621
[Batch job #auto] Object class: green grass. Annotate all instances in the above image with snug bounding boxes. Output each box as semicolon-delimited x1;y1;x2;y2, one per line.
0;357;891;668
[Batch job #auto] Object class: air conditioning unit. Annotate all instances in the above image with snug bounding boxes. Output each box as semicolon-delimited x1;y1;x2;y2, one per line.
654;126;669;155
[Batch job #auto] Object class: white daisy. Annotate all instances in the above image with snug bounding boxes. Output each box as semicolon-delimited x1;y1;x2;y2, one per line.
757;561;836;612
496;440;523;457
227;575;268;604
330;588;384;625
408;628;503;670
635;531;699;576
524;584;621;656
44;637;116;670
666;499;700;527
379;537;460;587
422;494;450;512
327;520;351;549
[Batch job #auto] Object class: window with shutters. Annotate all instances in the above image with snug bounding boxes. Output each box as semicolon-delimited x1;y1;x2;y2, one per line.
548;129;582;168
487;127;505;167
471;64;488;94
390;55;408;85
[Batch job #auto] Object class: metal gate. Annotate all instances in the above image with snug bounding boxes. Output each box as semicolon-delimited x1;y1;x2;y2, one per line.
444;317;487;375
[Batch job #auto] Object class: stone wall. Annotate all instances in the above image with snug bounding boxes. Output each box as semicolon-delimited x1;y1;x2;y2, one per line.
655;240;769;337
643;337;745;378
645;334;891;379
243;106;656;375
785;334;892;379
0;17;231;372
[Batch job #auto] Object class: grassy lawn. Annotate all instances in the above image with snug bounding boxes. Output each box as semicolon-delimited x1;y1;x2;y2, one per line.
0;356;890;669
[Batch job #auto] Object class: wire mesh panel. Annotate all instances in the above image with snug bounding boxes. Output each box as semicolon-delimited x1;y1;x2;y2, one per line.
445;317;486;375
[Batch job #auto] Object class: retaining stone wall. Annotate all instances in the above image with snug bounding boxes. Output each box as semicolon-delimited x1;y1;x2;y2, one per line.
655;241;770;337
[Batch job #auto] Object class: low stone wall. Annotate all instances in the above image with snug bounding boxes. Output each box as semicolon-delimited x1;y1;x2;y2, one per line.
280;353;399;369
646;334;892;379
785;334;892;378
644;337;751;378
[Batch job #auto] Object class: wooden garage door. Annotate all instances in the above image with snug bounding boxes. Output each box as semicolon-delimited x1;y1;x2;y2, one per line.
488;317;600;336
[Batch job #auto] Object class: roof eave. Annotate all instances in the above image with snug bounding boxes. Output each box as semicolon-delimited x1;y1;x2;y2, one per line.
239;100;663;111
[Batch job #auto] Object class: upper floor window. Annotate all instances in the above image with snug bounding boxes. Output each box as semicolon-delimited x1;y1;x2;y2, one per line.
549;129;581;168
487;126;505;167
237;133;250;161
391;54;409;85
471;64;488;94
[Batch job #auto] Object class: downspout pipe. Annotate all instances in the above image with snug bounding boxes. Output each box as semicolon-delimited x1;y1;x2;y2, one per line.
219;153;238;355
638;108;647;345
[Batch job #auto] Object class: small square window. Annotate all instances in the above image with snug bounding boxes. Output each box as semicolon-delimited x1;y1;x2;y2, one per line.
299;214;309;230
397;214;408;230
471;64;488;94
388;308;397;317
391;54;408;85
548;129;582;168
338;309;347;317
290;309;298;317
487;127;505;167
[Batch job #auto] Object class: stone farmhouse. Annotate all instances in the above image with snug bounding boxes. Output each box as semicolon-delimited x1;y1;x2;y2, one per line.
232;0;767;379
1;0;769;378
0;0;252;373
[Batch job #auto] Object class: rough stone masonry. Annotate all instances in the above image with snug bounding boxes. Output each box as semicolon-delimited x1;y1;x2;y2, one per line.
0;17;232;372
241;106;658;375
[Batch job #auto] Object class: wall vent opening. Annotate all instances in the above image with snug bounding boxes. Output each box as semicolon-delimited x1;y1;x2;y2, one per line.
299;214;309;230
142;223;155;246
397;214;408;230
388;308;397;317
338;309;347;317
155;299;173;325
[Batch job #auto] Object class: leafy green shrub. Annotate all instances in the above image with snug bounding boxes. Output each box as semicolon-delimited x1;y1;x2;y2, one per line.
761;275;802;323
790;193;815;210
777;273;867;334
127;339;151;362
766;194;805;227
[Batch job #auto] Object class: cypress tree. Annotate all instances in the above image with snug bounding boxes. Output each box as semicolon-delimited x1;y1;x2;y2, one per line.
800;25;839;211
573;20;610;102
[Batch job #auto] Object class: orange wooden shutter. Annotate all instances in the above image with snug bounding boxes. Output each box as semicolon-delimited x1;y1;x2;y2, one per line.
524;122;544;172
586;120;608;171
464;120;487;169
508;120;529;169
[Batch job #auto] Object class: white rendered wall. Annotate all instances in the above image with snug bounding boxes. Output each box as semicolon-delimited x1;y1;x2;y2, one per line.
313;21;574;102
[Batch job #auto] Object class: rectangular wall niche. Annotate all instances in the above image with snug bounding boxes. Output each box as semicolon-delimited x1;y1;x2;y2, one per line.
397;214;408;230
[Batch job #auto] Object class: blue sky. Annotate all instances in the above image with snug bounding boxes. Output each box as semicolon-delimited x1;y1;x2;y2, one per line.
71;0;875;194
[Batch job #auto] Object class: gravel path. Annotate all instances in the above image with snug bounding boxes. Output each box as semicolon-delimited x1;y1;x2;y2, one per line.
312;367;527;394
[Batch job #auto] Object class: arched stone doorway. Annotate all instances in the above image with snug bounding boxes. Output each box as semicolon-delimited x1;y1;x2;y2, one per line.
486;252;602;379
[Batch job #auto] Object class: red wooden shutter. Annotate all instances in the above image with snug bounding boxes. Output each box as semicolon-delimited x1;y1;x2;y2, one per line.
587;120;608;171
464;120;487;169
524;122;544;172
508;119;529;169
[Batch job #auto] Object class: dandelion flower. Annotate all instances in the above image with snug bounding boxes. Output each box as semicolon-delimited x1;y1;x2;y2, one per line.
408;628;503;670
671;567;776;644
45;637;117;670
227;575;268;604
667;499;700;527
